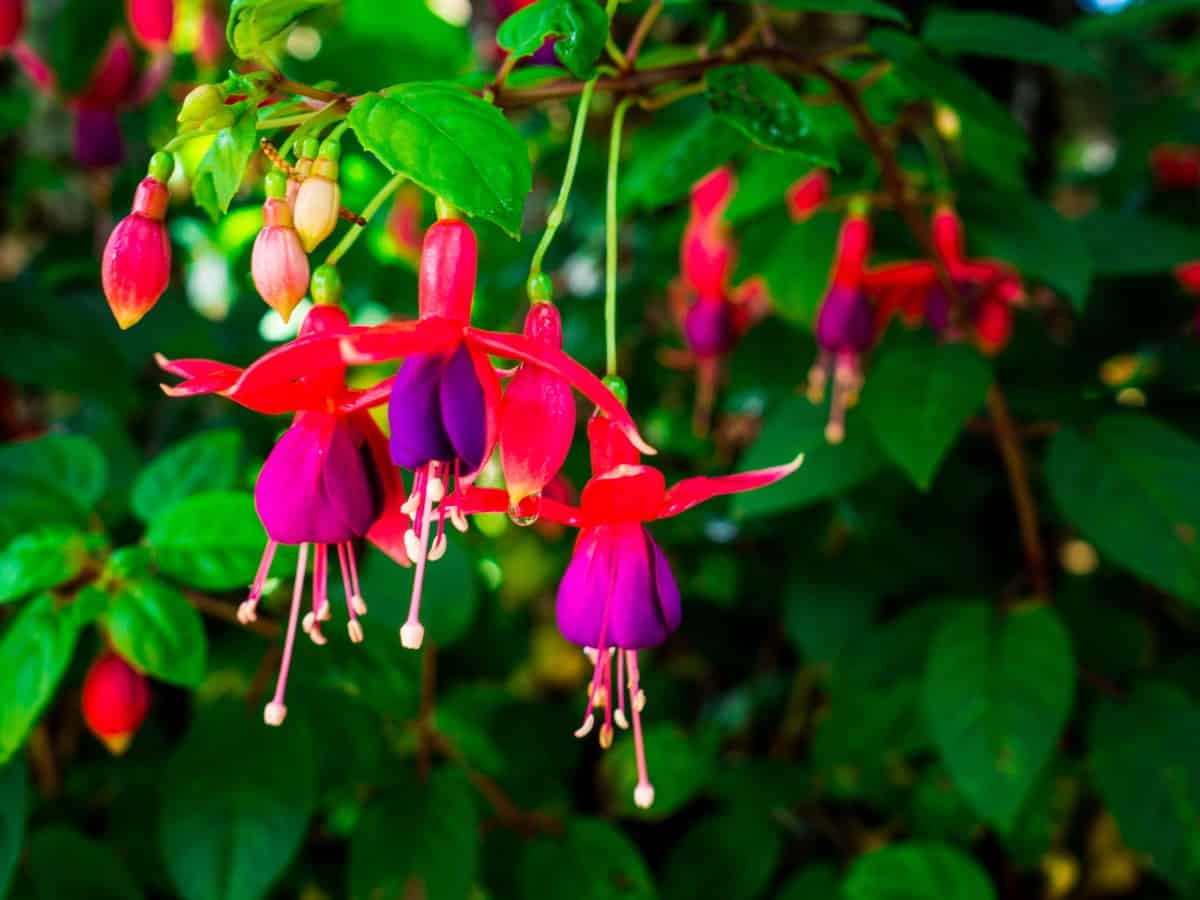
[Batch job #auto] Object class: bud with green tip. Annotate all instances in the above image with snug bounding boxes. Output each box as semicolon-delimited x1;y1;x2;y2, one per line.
252;170;310;323
310;264;343;306
287;136;319;208
177;83;225;130
293;137;340;252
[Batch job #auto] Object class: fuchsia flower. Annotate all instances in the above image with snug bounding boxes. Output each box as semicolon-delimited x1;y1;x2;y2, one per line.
158;303;415;726
126;0;175;52
72;33;137;170
102;152;173;329
786;169;830;222
252;170;310;322
82;651;150;755
1151;144;1200;191
332;216;654;650
451;407;802;809
808;208;874;444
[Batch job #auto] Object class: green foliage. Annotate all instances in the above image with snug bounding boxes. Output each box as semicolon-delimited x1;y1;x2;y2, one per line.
191;107;261;220
226;0;338;60
131;430;244;523
0;527;100;604
497;0;610;79
844;842;996;900
0;761;24;899
661;810;783;900
27;827;144;900
519;819;655;900
102;578;208;687
922;12;1099;74
146;491;270;591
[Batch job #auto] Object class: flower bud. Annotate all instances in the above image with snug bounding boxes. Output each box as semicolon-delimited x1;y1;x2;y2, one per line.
82;652;150;755
786;169;830;222
500;303;576;505
689;166;736;222
102;153;172;329
252;172;310;322
1177;261;1200;296
0;0;24;52
1151;144;1200;191
126;0;174;51
974;295;1012;355
177;83;225;128
293;142;340;252
310;263;342;306
931;205;965;263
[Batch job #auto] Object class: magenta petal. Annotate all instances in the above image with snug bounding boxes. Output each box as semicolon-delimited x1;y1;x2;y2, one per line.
556;528;610;647
325;419;382;538
439;343;488;473
648;531;682;636
389;352;453;470
606;524;669;650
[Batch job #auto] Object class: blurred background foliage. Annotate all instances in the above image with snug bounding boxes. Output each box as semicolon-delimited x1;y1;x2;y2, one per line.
1;0;1200;898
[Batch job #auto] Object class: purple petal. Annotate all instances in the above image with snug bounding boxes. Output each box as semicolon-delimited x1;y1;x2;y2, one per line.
684;295;735;357
439;343;488;473
323;419;382;539
648;531;682;636
389;352;453;470
608;525;672;650
556;527;610;647
816;284;874;354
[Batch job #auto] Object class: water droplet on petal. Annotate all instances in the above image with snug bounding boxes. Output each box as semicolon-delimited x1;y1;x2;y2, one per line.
507;492;541;527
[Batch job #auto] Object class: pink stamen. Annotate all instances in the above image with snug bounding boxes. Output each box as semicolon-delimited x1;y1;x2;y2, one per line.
264;542;309;726
305;543;328;645
615;648;628;730
345;540;364;610
627;651;655;809
577;540;616;735
600;650;614;748
400;462;436;649
338;542;364;643
239;539;278;623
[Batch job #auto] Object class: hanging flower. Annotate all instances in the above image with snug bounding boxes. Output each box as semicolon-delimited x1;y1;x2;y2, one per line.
252;170;310;322
449;401;802;809
785;168;830;222
82;651;150;755
126;0;174;52
102;152;173;329
808;206;874;444
158;301;414;726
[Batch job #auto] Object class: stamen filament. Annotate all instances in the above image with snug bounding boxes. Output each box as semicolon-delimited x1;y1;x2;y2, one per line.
265;542;309;726
400;462;437;649
240;539;278;623
627;651;655;809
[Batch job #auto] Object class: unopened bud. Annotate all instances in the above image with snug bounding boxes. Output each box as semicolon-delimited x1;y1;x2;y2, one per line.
82;652;150;755
293;153;340;252
178;83;225;126
126;0;175;51
102;160;172;329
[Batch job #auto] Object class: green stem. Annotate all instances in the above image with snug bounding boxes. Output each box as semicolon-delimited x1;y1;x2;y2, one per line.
256;112;317;130
279;100;342;158
604;97;632;377
604;0;627;68
325;173;407;266
528;77;598;284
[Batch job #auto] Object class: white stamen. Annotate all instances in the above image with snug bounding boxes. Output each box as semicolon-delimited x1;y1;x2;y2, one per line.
573;713;595;739
308;628;328;646
428;532;447;561
614;709;629;730
347;620;364;644
351;594;368;616
400;622;425;650
403;528;422;562
318;603;331;622
633;690;646;713
427;477;445;502
401;493;421;517
237;601;257;624
634;783;656;809
599;723;613;749
584;647;599;664
263;702;287;726
302;611;315;634
450;508;469;532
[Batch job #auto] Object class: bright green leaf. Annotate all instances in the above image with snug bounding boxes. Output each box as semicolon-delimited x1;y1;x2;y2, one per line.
747;209;840;326
131;429;244;523
350;86;532;238
27;826;143;900
146;491;269;591
0;434;108;545
661;810;783;900
103;578;208;688
519;818;655;900
0;527;99;604
861;337;993;490
191;106;259;220
497;0;609;79
923;12;1099;74
844;842;996;900
226;0;337;60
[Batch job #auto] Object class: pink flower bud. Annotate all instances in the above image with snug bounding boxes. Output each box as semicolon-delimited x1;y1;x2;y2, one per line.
74;33;135;108
786;169;830;222
126;0;174;51
102;168;171;329
500;303;576;505
82;652;150;755
293;156;340;252
252;198;310;322
0;0;24;52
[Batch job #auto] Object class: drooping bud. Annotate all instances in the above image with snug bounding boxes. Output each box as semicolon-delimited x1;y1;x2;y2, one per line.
293;137;340;251
102;152;173;329
126;0;174;51
786;169;830;222
1151;144;1200;191
500;303;576;507
252;171;310;322
689;166;736;222
1177;261;1200;296
177;83;227;132
974;295;1012;355
931;205;965;264
0;0;24;52
195;1;223;67
287;137;319;208
417;217;477;321
82;652;150;755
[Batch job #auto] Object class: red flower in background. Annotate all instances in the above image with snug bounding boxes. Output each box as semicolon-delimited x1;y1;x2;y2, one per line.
82;652;150;755
1151;144;1200;191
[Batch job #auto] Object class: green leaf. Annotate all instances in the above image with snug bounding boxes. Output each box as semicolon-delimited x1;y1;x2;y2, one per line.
27;826;143;900
350;86;532;238
746;209;840;326
349;767;478;900
1046;415;1200;604
131;429;244;523
0;759;25;900
844;842;996;900
0;527;99;604
661;810;783;900
922;12;1099;74
705;64;837;166
778;865;841;900
733;394;886;519
0;434;108;545
191;106;259;220
784;569;879;666
146;491;269;591
602;723;713;819
160;701;317;900
869;30;1027;147
518;818;655;900
745;0;906;23
0;594;85;764
1079;211;1200;276
624;112;745;212
922;604;1075;832
102;578;208;688
861;337;992;490
1090;682;1200;892
226;0;337;59
496;0;609;79
362;536;478;646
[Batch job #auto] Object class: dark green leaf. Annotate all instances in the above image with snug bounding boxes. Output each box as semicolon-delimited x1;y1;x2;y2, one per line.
0;594;85;764
0;434;108;545
844;842;996;900
602;723;713;819
0;759;25;899
0;527;99;604
1090;682;1200;892
350;86;532;237
1079;211;1200;276
661;810;783;900
1047;415;1200;604
922;604;1075;832
497;0;609;79
226;0;337;60
103;578;208;688
1073;0;1200;40
706;64;837;166
624;113;745;211
146;491;269;591
861;337;992;490
131;429;244;523
362;536;478;646
784;570;879;666
160;701;316;900
349;767;478;900
27;826;143;900
778;864;841;900
519;818;655;900
734;395;886;519
191;107;259;220
745;0;905;23
923;12;1099;74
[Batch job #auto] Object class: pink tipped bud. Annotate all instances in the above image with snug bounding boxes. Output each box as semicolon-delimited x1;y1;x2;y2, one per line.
82;652;150;755
293;156;340;252
195;1;223;67
0;0;24;52
75;33;135;108
252;198;310;322
126;0;174;51
786;169;830;222
102;163;171;329
418;217;478;322
500;303;576;504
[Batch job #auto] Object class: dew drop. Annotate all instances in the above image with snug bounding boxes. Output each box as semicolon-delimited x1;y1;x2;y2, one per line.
507;492;541;526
